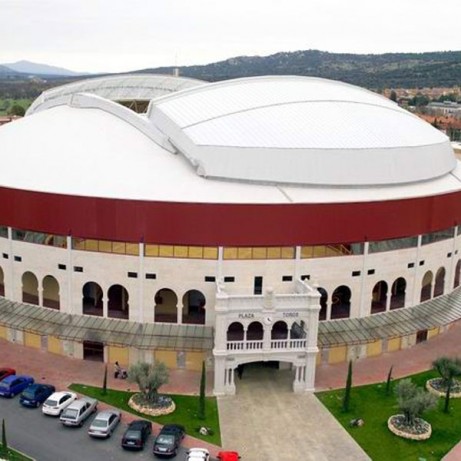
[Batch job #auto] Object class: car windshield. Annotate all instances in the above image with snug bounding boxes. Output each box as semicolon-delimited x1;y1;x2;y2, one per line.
156;435;174;445
22;390;35;399
62;408;78;418
0;382;10;389
91;419;108;428
124;430;140;439
44;399;57;406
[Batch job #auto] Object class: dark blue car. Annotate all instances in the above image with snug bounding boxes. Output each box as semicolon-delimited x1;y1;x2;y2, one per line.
20;383;56;408
0;375;34;398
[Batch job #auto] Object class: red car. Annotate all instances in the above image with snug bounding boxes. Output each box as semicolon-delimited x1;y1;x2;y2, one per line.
0;368;16;381
217;452;241;461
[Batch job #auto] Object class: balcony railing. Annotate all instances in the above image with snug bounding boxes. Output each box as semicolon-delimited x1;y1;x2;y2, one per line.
226;339;307;352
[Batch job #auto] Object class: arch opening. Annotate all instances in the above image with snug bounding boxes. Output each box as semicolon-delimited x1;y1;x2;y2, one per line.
22;271;39;305
434;267;446;297
331;285;351;319
42;275;60;310
154;288;178;323
390;277;406;310
182;289;206;325
371;281;387;314
82;282;103;316
108;284;129;319
420;271;433;302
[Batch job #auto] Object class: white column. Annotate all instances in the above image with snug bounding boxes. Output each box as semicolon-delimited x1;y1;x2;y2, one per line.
66;235;73;314
38;286;43;307
411;235;422;306
358;242;369;317
212;355;227;396
138;242;144;323
102;296;108;318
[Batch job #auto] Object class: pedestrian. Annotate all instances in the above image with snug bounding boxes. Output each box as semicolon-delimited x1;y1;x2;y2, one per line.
114;361;121;378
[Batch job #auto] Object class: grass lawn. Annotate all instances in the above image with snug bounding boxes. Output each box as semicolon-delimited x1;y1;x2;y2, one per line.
316;369;461;461
69;383;221;446
0;445;33;461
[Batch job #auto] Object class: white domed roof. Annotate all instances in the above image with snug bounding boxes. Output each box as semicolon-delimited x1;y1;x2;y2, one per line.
149;76;455;186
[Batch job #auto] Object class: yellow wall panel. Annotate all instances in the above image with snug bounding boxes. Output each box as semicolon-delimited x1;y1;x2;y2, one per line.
0;325;6;339
108;346;129;366
366;340;382;357
203;247;218;259
328;346;347;364
185;352;206;371
223;247;237;259
155;350;177;368
24;332;41;349
427;327;439;339
48;336;62;355
387;337;401;352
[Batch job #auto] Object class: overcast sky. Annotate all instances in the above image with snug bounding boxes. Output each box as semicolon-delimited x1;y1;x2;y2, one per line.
1;0;460;73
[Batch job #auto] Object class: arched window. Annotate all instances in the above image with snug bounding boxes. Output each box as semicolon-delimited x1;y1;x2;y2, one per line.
108;284;129;319
390;277;406;310
42;275;60;310
371;281;387;314
271;321;288;340
22;271;39;305
182;289;206;325
82;282;103;316
434;267;446;297
154;288;178;323
420;271;433;302
0;266;4;297
331;285;351;319
227;322;244;341
317;287;328;321
454;260;461;288
246;321;264;341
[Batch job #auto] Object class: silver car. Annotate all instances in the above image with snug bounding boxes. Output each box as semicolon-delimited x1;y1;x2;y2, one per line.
88;409;121;438
60;397;98;427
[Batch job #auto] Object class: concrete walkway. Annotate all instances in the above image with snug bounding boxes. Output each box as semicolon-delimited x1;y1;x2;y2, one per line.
218;363;370;461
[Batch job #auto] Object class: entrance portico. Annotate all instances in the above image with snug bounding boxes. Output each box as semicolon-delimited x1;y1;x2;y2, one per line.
213;280;320;395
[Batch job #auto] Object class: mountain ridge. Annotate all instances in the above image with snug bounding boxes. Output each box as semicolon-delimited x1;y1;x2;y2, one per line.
2;60;89;77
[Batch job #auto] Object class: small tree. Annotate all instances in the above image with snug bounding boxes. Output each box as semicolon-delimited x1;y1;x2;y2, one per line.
198;361;206;420
101;364;108;396
432;357;461;413
342;360;353;412
395;379;437;427
128;361;169;404
7;103;25;117
1;418;7;458
385;365;393;396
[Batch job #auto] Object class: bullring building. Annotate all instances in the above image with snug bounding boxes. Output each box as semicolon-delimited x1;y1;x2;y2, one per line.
0;74;460;395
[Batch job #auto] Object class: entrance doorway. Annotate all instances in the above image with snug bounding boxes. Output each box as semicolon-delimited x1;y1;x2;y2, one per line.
234;361;293;392
83;341;104;361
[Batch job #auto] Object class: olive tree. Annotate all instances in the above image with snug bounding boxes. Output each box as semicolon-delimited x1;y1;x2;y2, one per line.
433;357;461;413
395;379;437;427
128;362;169;404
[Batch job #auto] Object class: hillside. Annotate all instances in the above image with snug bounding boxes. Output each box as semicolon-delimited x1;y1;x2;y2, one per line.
137;50;461;89
3;60;87;77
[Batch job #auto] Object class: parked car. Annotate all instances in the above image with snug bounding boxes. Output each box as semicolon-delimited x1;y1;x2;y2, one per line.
217;452;241;461
152;424;185;457
121;419;152;450
186;448;210;461
0;375;34;398
42;391;78;416
60;397;98;427
0;368;16;381
88;409;121;438
19;383;56;408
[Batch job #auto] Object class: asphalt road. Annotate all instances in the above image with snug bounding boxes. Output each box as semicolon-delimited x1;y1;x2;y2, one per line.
0;396;196;461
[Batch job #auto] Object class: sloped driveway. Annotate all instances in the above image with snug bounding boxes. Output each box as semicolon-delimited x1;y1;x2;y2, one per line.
218;363;370;461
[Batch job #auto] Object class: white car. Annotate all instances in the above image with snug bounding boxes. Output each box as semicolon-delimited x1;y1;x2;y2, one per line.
186;448;210;461
42;391;77;416
88;409;121;438
60;397;98;427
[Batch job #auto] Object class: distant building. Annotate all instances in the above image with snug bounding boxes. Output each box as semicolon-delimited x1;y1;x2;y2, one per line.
427;101;461;117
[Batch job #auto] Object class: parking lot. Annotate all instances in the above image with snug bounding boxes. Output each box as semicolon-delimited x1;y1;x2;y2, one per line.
0;394;215;461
